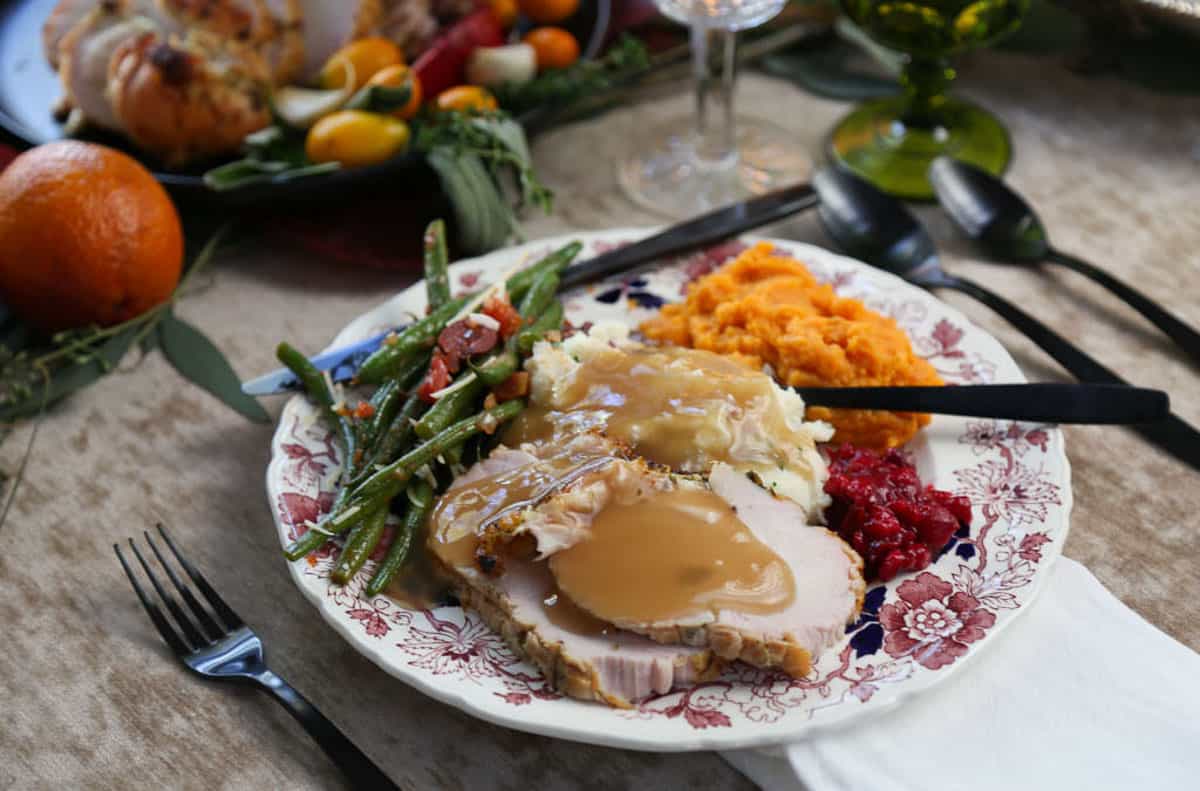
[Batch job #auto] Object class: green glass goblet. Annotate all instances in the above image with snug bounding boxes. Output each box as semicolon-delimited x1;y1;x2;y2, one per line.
829;0;1030;200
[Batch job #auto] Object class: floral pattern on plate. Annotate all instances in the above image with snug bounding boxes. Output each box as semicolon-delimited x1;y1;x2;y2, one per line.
267;230;1072;751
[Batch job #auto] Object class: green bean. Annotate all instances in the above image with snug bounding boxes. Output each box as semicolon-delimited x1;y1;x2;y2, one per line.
360;379;400;449
355;242;581;385
348;399;525;510
475;351;518;388
355;299;466;384
353;391;424;487
331;504;389;585
423;220;451;310
518;269;560;320
413;375;484;439
277;342;358;481
517;299;564;354
474;269;561;389
364;479;434;597
506;241;581;303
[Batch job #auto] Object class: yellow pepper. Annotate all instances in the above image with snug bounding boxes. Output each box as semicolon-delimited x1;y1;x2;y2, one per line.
367;64;423;120
320;37;404;90
436;85;499;113
305;111;410;168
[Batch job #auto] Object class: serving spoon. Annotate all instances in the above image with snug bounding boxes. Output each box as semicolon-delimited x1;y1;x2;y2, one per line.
928;157;1200;368
812;165;1200;471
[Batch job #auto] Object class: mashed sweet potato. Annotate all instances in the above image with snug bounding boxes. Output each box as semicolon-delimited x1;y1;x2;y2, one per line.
639;242;941;448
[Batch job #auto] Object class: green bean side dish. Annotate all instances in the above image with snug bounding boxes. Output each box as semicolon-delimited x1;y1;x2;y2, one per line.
276;220;581;595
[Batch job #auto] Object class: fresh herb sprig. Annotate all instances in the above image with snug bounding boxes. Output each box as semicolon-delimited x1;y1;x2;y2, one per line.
492;35;651;116
414;110;553;253
0;225;268;423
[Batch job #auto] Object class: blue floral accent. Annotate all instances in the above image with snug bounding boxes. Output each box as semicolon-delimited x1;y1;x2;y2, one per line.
845;586;887;658
935;522;972;562
628;291;664;308
594;277;663;308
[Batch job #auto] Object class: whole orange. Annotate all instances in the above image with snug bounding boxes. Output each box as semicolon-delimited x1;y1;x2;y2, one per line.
0;141;183;333
523;27;580;71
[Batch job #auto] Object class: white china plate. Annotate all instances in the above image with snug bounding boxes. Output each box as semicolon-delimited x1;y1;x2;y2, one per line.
267;230;1072;751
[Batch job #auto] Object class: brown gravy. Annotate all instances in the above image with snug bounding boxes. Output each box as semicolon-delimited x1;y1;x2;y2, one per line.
548;486;795;625
504;344;803;471
540;589;612;636
427;446;617;573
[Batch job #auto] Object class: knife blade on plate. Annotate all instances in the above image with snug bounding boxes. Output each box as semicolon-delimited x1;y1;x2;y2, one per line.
241;182;821;396
795;384;1168;425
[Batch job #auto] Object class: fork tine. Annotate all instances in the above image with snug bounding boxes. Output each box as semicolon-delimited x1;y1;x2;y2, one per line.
128;538;209;650
156;524;244;630
144;529;225;641
114;543;190;656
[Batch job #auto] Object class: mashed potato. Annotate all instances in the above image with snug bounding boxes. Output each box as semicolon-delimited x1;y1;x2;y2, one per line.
507;323;833;522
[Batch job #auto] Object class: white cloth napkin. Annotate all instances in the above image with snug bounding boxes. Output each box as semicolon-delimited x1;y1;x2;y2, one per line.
721;558;1200;791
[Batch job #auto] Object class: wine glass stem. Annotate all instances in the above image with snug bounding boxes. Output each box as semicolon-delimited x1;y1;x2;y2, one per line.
899;57;955;129
690;23;738;167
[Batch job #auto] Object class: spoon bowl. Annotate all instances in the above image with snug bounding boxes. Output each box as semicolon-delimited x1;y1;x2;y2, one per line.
813;166;942;281
928;156;1050;261
929;156;1200;367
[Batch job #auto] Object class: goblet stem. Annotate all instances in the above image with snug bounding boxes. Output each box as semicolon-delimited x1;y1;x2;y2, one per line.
899;57;956;129
690;24;738;167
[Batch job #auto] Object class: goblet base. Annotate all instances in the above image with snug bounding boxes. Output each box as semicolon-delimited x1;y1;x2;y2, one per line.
827;95;1011;201
619;115;812;219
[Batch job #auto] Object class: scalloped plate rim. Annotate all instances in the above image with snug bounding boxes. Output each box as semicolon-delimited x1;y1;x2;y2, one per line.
266;228;1073;752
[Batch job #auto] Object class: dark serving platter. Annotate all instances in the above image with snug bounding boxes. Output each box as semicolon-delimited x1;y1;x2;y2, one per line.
0;0;611;206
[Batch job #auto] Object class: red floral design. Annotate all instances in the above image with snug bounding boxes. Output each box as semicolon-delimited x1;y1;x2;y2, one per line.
1018;532;1053;562
961;421;1052;457
879;573;997;670
955;459;1062;528
278;492;336;541
401;610;515;683
678;240;748;286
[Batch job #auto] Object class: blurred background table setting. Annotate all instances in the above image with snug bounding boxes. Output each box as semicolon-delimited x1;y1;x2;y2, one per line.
1;0;1199;788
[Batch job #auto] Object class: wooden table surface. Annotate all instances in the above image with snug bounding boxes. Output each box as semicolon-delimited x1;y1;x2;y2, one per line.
2;51;1198;789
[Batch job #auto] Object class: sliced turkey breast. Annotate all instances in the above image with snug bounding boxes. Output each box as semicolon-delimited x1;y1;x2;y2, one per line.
513;463;866;679
430;436;718;707
454;555;718;708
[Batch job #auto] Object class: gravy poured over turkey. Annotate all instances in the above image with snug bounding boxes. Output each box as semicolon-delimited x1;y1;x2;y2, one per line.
424;325;864;706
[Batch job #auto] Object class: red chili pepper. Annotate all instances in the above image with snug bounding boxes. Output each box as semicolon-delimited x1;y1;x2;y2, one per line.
413;7;505;100
418;355;453;404
353;402;375;420
482;295;522;339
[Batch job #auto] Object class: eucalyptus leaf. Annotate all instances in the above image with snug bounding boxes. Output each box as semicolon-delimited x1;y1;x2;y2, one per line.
204;159;339;191
0;326;139;421
158;313;269;423
427;147;511;255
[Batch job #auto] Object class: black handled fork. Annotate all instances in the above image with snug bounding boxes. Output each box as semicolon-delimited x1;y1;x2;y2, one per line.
115;525;399;790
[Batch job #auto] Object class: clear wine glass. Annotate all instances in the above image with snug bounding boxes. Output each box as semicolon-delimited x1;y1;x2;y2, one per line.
618;0;811;218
